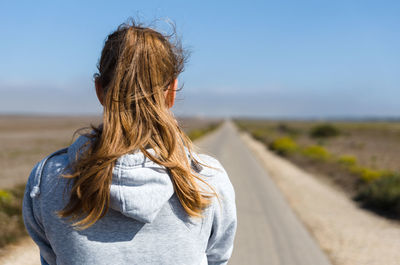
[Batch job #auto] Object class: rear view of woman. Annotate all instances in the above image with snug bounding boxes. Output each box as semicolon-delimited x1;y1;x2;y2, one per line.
22;20;237;265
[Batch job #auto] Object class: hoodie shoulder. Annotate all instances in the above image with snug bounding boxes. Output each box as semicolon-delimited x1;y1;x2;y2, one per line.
195;153;237;264
195;154;226;179
194;154;235;200
27;147;69;199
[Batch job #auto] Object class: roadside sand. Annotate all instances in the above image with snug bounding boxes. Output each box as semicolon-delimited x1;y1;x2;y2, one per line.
240;131;400;265
0;238;39;265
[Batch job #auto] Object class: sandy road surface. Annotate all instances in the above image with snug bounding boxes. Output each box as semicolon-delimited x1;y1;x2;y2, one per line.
194;120;331;265
1;119;331;265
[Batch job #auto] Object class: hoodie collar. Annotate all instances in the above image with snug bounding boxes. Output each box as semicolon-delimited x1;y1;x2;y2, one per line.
66;134;201;223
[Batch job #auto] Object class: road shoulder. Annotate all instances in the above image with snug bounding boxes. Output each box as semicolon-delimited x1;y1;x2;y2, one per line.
0;237;39;265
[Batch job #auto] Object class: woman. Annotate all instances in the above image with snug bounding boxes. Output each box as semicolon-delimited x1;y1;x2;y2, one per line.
22;20;237;265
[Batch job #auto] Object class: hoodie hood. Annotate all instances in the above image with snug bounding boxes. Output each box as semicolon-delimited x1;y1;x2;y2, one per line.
67;134;201;224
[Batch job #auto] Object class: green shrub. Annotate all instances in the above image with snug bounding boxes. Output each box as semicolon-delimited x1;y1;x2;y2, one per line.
338;155;357;167
187;123;220;141
301;145;331;161
0;190;11;204
187;129;205;141
0;184;27;248
350;166;385;182
269;137;297;156
310;124;340;138
356;173;400;214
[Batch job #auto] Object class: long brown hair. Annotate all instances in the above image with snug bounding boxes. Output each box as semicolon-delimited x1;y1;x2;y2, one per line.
58;19;217;229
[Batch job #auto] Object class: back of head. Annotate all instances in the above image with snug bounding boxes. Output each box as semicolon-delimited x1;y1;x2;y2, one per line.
58;19;216;229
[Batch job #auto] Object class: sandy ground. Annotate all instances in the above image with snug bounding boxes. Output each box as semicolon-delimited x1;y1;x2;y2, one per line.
0;238;39;265
240;131;400;265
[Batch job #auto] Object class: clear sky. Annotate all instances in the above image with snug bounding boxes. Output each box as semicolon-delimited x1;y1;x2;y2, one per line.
0;0;399;118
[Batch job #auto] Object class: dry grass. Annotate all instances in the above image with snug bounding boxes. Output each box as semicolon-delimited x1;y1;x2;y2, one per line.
235;119;400;173
0;115;102;189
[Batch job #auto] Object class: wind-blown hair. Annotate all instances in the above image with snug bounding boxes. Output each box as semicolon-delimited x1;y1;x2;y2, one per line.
58;19;217;229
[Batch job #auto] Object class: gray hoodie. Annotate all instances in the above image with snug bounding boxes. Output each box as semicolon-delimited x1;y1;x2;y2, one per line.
22;135;237;265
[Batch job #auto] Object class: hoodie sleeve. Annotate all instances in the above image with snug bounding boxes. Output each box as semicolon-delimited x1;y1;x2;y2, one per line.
205;161;237;265
22;162;56;265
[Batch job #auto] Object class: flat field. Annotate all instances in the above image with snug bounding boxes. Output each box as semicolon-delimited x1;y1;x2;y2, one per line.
235;119;400;173
0;115;220;188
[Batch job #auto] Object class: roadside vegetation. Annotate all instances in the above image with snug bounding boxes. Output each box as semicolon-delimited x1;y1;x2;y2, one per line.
0;115;221;251
0;184;26;248
186;122;221;141
234;118;400;219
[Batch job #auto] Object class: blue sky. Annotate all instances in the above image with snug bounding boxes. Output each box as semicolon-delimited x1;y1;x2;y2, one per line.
0;0;399;118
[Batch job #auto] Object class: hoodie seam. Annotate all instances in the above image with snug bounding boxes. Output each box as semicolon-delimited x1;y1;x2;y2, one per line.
117;155;126;213
114;161;160;170
30;147;69;199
